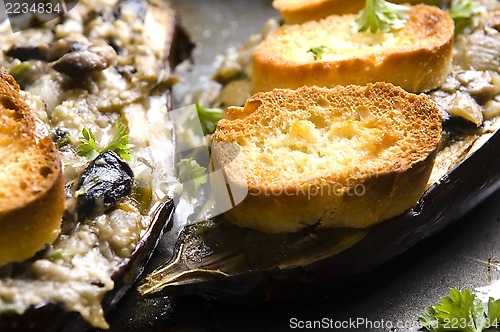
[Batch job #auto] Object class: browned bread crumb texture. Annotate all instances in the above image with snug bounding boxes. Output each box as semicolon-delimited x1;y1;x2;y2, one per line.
212;83;442;233
273;0;443;24
252;5;454;94
0;68;65;266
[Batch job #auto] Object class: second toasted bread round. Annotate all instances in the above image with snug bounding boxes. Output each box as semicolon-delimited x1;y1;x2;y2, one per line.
252;5;454;94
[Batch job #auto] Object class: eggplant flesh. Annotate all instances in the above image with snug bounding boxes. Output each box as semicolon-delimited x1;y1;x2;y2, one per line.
139;5;500;301
0;0;192;330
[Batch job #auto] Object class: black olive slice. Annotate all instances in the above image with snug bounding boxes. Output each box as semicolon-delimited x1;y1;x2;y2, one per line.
76;150;134;220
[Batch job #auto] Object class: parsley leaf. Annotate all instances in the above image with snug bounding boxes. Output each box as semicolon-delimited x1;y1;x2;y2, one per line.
418;288;500;331
78;121;132;161
486;297;500;329
102;121;133;160
432;288;483;332
450;0;485;33
78;128;99;160
177;157;208;201
450;0;485;20
418;306;439;331
355;0;409;33
195;92;224;136
308;46;328;60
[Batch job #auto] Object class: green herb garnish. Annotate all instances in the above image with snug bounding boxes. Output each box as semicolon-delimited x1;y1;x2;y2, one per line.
450;0;485;33
78;128;99;160
9;62;32;89
102;121;133;160
78;121;132;160
450;0;485;20
355;0;409;33
308;46;328;60
195;92;224;136
177;157;208;201
45;249;77;261
52;128;71;149
419;288;500;331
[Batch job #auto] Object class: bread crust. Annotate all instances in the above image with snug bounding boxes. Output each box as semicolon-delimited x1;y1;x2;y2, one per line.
0;68;65;265
272;0;443;24
212;83;442;233
252;5;454;93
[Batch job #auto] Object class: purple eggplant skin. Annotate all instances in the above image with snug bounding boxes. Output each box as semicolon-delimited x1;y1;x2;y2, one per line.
148;129;500;302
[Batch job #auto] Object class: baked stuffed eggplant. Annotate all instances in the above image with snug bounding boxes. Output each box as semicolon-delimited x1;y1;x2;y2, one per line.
0;0;192;330
139;0;500;301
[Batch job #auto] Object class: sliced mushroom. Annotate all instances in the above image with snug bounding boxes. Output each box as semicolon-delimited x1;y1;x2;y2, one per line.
456;70;500;104
432;90;484;127
6;38;118;78
50;39;118;77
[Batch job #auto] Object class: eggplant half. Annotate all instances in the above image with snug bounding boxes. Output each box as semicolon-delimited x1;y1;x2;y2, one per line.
138;3;500;302
0;0;192;330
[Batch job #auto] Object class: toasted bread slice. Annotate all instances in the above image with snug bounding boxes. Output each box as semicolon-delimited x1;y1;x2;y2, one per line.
273;0;442;24
212;83;442;233
252;4;454;94
0;68;65;266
